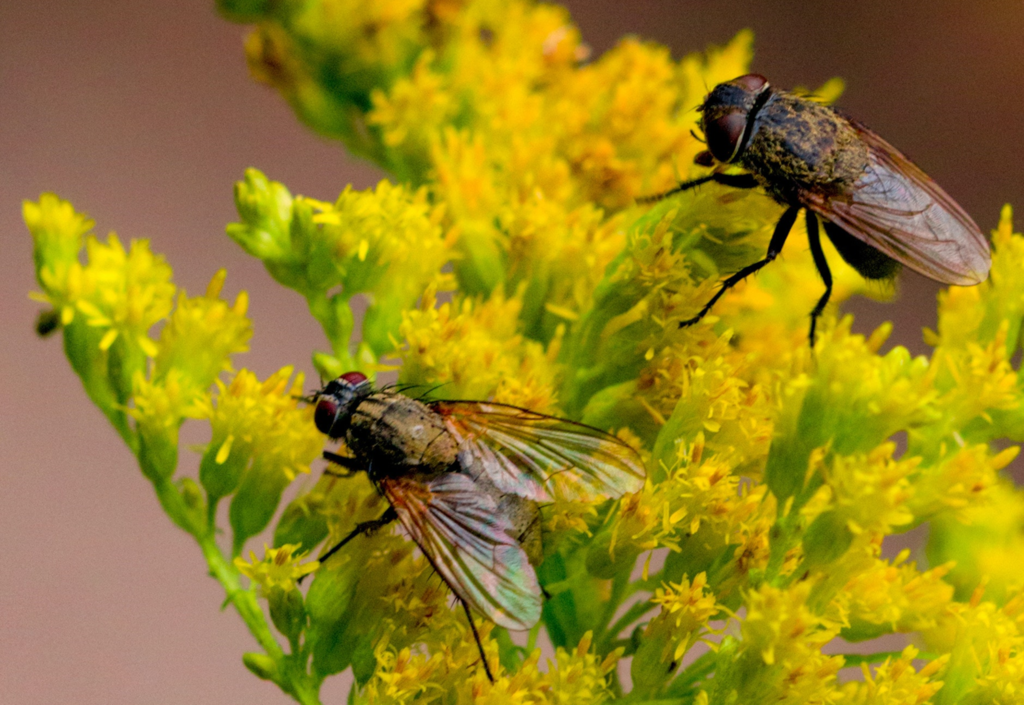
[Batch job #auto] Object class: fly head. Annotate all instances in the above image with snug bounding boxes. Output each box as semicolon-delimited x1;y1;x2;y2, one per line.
313;371;372;439
700;73;771;164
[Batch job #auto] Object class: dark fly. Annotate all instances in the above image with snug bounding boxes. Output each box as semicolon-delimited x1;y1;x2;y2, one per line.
650;74;990;344
309;372;645;681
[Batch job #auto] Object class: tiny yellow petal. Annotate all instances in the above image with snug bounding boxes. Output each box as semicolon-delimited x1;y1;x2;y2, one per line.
206;268;227;298
543;303;580;321
138;335;159;358
98;328;118;351
216;435;235;464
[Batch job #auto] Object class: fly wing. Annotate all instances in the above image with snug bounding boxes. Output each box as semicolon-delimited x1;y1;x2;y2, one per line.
432;401;646;503
805;123;990;285
380;473;542;630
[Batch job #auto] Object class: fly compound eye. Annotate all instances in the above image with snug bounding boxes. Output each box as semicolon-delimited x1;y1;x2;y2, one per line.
339;371;368;388
734;73;768;92
314;396;340;436
706;112;748;163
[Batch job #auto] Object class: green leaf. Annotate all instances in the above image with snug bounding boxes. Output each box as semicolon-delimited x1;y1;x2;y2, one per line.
230;463;290;555
306;558;363;679
538;542;605;650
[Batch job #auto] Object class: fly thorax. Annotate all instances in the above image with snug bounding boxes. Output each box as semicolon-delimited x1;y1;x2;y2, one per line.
420;428;459;471
743;92;870;203
358;395;457;471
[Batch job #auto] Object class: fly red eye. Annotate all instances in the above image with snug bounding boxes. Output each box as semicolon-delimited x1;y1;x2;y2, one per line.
734;74;768;92
706;112;748;163
314;397;340;435
340;371;368;387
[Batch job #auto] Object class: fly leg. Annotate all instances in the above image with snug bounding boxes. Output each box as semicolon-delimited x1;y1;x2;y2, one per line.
680;205;800;330
461;598;496;683
322;450;366;478
315;506;398;565
412;541;498;683
805;210;833;347
638;172;759;204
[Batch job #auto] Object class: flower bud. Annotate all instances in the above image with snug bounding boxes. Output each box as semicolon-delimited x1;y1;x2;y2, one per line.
268;586;306;641
242;652;278;681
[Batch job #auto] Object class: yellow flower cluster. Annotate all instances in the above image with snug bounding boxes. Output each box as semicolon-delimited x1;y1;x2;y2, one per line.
632;571;720;694
236;544;320;592
835;646;947;705
199;366;321;484
399;284;560;410
729;582;845;704
26;195;174;353
921;585;1024;703
801;442;916;538
153;270;251;387
839;546;954;635
613;438;765;559
358;631;618;705
932;206;1024;351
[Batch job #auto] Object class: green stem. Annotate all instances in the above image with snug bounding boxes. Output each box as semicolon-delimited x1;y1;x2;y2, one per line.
664;649;717;698
206;496;220;535
604;598;657;650
305;291;354;367
198;531;284;658
198;529;322;704
151;476;321;704
594;569;631;650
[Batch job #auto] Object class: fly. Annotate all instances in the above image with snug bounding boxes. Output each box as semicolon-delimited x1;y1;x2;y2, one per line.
309;372;646;681
649;74;991;344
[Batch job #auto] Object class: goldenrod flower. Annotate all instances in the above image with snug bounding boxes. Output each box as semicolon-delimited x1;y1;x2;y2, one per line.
197;366;323;551
632;573;720;694
200;367;319;483
229;170;452;372
236;543;320;592
840;546;954;637
399;283;560;410
835;646;947;705
25;193;96;324
29;211;175;360
153;269;251;389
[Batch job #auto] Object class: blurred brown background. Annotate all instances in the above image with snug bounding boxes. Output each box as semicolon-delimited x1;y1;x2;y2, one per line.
2;1;1022;703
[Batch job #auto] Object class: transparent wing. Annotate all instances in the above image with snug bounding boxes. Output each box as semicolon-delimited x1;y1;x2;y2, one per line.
432;401;646;503
805;122;990;285
380;473;542;630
